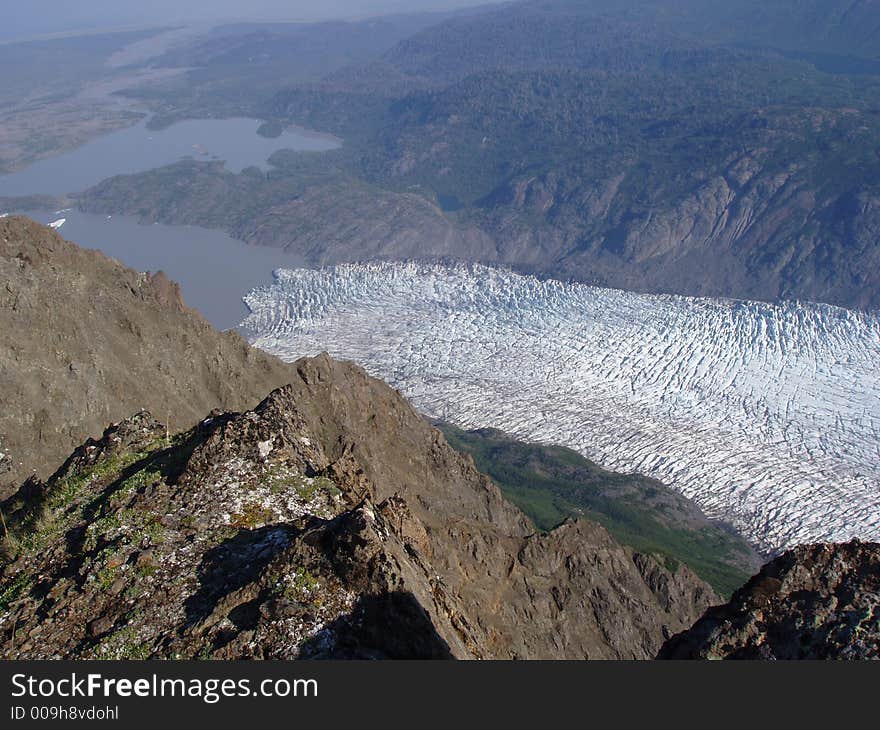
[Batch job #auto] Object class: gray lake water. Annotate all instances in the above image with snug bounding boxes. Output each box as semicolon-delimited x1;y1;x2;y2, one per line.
0;116;340;197
0;115;338;329
23;209;305;331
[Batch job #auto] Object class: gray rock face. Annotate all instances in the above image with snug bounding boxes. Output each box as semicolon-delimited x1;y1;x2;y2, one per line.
0;215;299;493
0;367;718;660
658;541;880;660
476;147;880;311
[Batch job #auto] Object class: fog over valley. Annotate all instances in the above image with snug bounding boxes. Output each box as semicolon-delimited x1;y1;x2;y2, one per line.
1;0;503;41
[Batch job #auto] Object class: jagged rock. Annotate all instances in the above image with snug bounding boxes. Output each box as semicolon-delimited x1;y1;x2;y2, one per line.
0;215;300;493
0;220;720;659
658;541;880;660
0;378;718;659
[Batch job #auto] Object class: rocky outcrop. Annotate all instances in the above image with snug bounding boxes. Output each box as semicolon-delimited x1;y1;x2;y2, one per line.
0;366;718;659
0;215;298;493
0;218;722;658
658;541;880;660
0;405;456;659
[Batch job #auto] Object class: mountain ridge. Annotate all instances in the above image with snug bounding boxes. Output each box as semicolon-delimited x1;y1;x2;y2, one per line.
0;214;298;493
658;539;880;659
0;216;718;659
0;368;719;659
1;216;875;661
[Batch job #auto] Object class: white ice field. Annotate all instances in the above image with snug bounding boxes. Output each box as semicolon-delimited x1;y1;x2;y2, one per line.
242;262;880;554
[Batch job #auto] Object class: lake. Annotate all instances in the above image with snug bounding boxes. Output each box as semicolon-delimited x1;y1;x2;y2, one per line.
0;115;339;329
24;209;306;331
0;116;340;197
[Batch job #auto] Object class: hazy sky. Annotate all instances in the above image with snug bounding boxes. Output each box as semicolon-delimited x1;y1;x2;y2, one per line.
2;1;504;41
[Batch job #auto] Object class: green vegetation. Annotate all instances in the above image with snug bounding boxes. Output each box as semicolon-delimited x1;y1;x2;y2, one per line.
92;623;152;660
48;446;153;511
4;458;111;556
94;563;120;592
290;567;320;594
117;466;164;497
293;476;342;502
263;1;880;209
275;567;322;606
1;429;177;565
135;562;159;579
230;502;274;530
0;571;32;613
261;464;342;503
83;506;166;552
440;423;756;597
0;28;162;174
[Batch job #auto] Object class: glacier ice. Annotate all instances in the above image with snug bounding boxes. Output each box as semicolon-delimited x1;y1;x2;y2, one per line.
242;262;880;554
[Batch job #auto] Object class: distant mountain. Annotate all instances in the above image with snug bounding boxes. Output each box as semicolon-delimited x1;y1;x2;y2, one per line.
127;12;469;128
368;0;880;84
658;540;880;659
78;0;880;309
264;0;880;309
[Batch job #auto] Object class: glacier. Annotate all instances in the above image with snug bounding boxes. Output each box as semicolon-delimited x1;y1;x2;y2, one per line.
242;262;880;554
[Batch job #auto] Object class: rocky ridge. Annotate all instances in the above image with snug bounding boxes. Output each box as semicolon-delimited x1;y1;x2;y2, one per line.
2;217;874;660
0;355;718;659
658;540;880;659
0;215;299;493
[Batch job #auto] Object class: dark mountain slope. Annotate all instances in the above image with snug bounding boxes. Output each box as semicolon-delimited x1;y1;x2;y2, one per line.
124;12;469;129
438;424;760;597
318;0;880;93
658;540;880;659
83;69;880;309
83;0;880;309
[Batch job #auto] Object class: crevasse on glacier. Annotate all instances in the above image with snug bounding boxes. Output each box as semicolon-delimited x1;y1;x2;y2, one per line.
242;262;880;554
